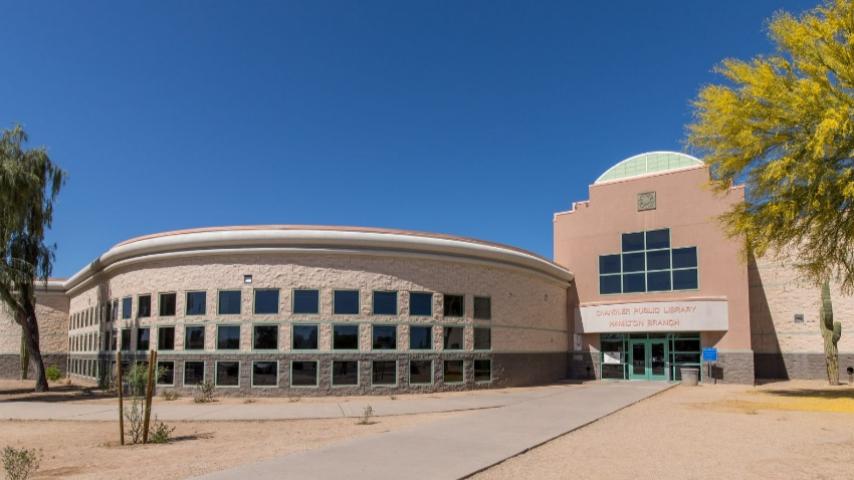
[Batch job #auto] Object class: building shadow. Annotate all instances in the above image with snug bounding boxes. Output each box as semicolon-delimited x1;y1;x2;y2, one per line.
748;252;788;380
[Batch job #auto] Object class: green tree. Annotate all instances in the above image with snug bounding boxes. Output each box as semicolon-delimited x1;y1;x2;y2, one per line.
0;124;65;392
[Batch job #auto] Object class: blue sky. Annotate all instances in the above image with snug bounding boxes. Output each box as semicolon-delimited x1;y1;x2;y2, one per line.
1;0;816;277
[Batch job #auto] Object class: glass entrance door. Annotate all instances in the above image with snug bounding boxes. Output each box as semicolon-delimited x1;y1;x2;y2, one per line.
628;339;668;380
648;340;667;380
629;340;647;380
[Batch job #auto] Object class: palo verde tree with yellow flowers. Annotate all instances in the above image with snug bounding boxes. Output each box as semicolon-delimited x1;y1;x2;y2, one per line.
688;0;851;384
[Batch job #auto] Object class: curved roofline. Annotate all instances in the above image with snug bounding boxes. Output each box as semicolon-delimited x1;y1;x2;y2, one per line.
594;151;703;184
60;225;573;294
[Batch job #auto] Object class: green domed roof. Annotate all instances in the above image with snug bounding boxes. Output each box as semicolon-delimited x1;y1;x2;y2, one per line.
595;151;703;184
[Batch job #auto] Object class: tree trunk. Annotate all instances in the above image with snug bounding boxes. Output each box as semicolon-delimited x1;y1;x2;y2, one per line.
18;300;48;392
20;330;29;380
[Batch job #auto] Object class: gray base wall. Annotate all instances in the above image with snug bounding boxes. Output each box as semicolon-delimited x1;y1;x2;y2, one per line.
0;353;67;380
755;352;854;382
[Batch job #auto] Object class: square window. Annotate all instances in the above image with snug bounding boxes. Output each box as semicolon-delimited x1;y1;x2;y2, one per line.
291;361;318;386
332;361;359;386
474;328;491;350
254;289;279;315
184;361;205;385
647;271;672;291
333;324;359;350
372;325;397;350
409;326;432;350
253;325;279;350
157;361;175;385
443;295;464;317
600;275;622;294
137;328;150;351
621;232;645;252
622;252;645;272
138;295;151;318
252;361;278;387
599;254;621;275
159;293;176;316
473;297;491;320
443;326;464;350
218;290;241;315
185;326;205;350
645;229;670;250
372;361;397;385
646;250;671;271
217;325;241;350
672;247;698;269
292;325;318;350
474;359;491;382
623;273;646;293
186;291;207;316
673;268;698;290
334;290;359;314
373;291;397;315
293;289;319;314
409;360;432;384
216;362;240;387
443;360;464;384
409;292;432;316
158;326;175;350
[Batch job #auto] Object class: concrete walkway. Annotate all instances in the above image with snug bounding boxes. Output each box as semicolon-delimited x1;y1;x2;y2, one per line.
196;382;672;480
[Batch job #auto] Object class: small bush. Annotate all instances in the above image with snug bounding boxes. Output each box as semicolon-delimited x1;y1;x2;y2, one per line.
148;417;175;444
357;405;374;425
125;397;145;444
125;363;148;397
161;390;179;401
45;365;61;382
2;446;41;480
193;380;215;403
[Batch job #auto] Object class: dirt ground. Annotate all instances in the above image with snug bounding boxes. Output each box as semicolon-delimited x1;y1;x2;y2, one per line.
474;380;854;480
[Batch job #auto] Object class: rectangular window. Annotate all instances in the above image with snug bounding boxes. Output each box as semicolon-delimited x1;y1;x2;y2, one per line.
216;361;240;387
253;325;279;350
473;296;491;320
218;290;241;315
409;292;432;316
621;232;644;252
158;326;175;351
254;289;279;315
672;247;698;269
291;361;318;386
252;361;278;387
292;324;318;350
159;293;176;316
121;329;131;351
184;361;205;385
185;325;205;350
371;361;396;385
333;324;359;350
333;290;359;314
122;297;133;319
112;300;119;321
372;325;397;350
110;331;118;351
599;275;622;294
600;229;699;294
443;360;464;384
372;291;397;315
474;359;491;382
157;361;175;385
137;328;150;351
409;326;432;350
186;291;206;316
599;254;621;274
645;229;670;250
474;328;491;350
138;295;151;318
673;268;699;290
443;294;464;317
332;361;359;386
443;326;464;350
292;289;319;314
217;325;241;350
409;360;432;384
647;250;670;271
623;273;645;293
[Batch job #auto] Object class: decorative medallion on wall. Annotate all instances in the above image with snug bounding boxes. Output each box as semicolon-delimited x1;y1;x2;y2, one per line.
637;191;656;211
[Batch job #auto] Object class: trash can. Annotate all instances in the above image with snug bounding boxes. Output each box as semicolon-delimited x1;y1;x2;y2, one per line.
680;367;699;386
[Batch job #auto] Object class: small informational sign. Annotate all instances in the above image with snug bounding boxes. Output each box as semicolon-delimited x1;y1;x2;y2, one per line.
702;347;718;362
603;351;622;365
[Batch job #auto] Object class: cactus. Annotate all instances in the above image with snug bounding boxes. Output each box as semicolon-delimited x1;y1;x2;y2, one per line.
819;281;842;385
20;331;29;380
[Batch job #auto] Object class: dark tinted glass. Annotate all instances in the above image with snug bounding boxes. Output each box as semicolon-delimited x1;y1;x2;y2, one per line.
184;361;205;385
158;327;175;350
372;325;397;350
291;361;318;386
474;359;491;382
293;290;319;314
334;290;359;314
186;292;206;315
252;361;278;386
138;296;151;318
185;326;205;350
409;292;432;316
292;325;318;349
121;330;131;350
409;360;432;384
332;361;359;385
647;271;672;292
672;247;698;269
217;325;241;349
623;273;646;293
646;250;671;271
622;252;645;272
645;229;670;250
599;254;621;274
253;325;278;350
157;361;174;385
254;289;279;314
443;360;464;383
673;268;699;290
443;326;464;350
218;291;241;315
372;361;396;385
621;232;645;252
373;291;397;315
137;328;150;350
216;362;240;386
600;275;622;294
122;298;132;319
473;297;491;320
443;295;464;317
474;328;491;350
409;326;432;350
159;293;176;316
333;324;359;349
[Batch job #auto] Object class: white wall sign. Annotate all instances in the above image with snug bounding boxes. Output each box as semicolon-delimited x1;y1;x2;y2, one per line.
603;351;622;364
578;299;728;333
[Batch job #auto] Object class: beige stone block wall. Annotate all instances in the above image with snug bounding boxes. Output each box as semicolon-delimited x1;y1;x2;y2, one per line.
0;292;69;355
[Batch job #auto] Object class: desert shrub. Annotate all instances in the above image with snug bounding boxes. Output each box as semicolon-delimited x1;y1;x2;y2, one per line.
125;363;148;397
193;380;215;403
125;397;145;444
161;390;179;401
2;446;41;480
357;405;374;425
45;365;61;382
148;417;175;444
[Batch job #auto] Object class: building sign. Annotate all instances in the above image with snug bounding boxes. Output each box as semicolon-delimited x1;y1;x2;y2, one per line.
577;299;728;333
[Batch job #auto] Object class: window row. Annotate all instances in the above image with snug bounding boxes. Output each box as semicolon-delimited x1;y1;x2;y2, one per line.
599;228;699;294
